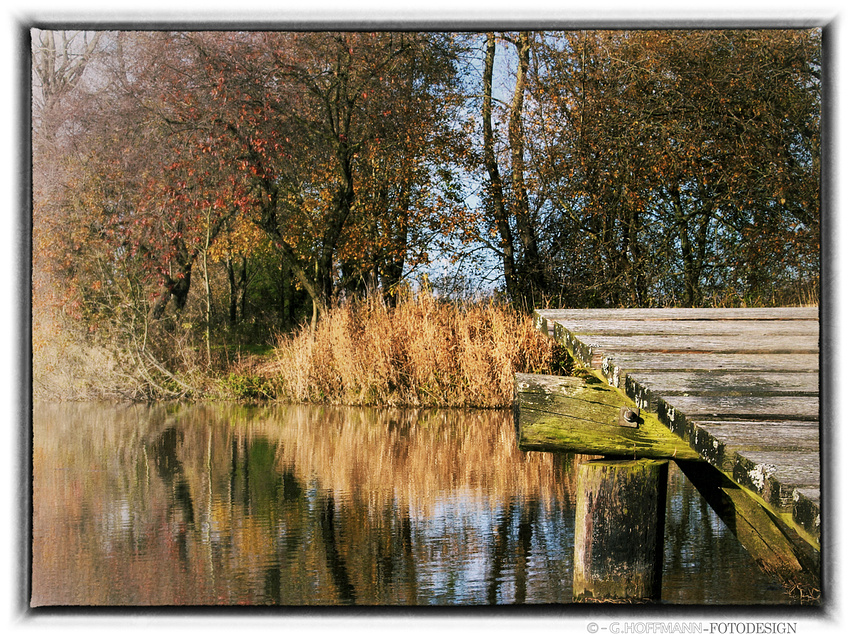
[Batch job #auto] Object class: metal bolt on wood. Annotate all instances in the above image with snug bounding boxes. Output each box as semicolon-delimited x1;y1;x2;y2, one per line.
618;406;640;428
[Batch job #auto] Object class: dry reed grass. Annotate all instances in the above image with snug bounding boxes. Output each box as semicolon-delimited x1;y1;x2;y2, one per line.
260;292;564;408
32;311;135;401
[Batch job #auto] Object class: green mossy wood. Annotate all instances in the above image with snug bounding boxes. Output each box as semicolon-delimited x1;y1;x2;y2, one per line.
515;372;701;461
523;307;821;601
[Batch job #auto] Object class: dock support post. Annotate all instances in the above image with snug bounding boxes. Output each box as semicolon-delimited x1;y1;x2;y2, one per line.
573;459;668;602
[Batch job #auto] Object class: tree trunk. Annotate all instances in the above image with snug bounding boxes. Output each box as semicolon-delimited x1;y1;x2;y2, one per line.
671;183;703;307
483;32;518;302
381;188;410;308
226;258;238;326
226;256;249;326
150;257;193;320
508;32;545;303
255;179;328;319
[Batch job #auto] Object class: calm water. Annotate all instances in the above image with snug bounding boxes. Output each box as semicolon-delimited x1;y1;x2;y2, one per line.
31;402;789;606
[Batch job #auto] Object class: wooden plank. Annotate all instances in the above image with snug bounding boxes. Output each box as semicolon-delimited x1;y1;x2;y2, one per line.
564;333;819;355
552;322;819;370
675;418;822;542
794;487;820;507
515;373;701;460
627;371;819;434
729;449;822;543
623;370;819;397
657;395;819;431
591;352;819;374
688;420;820;471
792;488;821;543
548;319;819;338
733;451;821;509
538;307;818;321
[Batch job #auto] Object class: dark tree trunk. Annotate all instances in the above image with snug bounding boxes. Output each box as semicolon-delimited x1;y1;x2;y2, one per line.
483;32;518;303
150;257;194;320
671;183;704;307
508;32;546;304
226;256;249;326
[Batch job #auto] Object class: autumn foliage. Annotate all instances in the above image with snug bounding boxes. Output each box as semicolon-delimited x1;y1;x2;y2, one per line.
485;30;820;307
31;29;821;401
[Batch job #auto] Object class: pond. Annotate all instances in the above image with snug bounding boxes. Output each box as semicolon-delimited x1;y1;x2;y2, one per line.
31;401;790;606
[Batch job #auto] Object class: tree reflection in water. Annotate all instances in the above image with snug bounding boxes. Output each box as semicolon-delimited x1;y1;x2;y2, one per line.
32;402;788;606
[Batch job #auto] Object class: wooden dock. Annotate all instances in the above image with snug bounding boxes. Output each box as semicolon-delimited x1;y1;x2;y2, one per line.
519;307;820;593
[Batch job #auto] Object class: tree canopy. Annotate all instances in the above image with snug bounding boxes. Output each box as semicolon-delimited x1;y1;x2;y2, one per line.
32;28;821;364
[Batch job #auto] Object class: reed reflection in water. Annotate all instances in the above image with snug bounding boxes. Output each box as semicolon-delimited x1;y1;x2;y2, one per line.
31;402;787;606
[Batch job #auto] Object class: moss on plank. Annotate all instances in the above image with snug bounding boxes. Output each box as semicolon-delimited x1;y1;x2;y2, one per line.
515;371;700;461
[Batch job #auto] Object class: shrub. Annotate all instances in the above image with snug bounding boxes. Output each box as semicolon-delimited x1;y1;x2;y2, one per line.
260;292;568;408
220;372;274;400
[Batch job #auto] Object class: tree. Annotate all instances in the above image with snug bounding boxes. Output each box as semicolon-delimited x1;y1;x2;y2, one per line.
479;32;548;307
187;31;464;317
481;32;518;303
527;29;820;307
33;26;821;386
38;30;470;350
32;29;106;317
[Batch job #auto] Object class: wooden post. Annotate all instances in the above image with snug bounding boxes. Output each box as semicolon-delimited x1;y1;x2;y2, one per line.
573;459;668;602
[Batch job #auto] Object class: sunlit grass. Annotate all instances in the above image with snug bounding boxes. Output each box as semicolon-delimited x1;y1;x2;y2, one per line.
261;291;567;408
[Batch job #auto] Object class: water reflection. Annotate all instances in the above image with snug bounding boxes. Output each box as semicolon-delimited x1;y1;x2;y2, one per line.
32;402;788;606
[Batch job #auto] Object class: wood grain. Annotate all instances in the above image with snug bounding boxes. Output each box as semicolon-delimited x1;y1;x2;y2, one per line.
534;307;821;545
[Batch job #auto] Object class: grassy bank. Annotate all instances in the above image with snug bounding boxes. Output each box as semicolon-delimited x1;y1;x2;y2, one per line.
257;293;569;408
34;292;570;408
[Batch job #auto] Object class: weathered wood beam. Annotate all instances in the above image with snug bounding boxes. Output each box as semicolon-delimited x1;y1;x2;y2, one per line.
515;372;701;461
624;370;819;399
605;352;819;375
676;459;820;603
554;323;818;369
544;317;819;338
537;307;818;321
573;459;669;602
